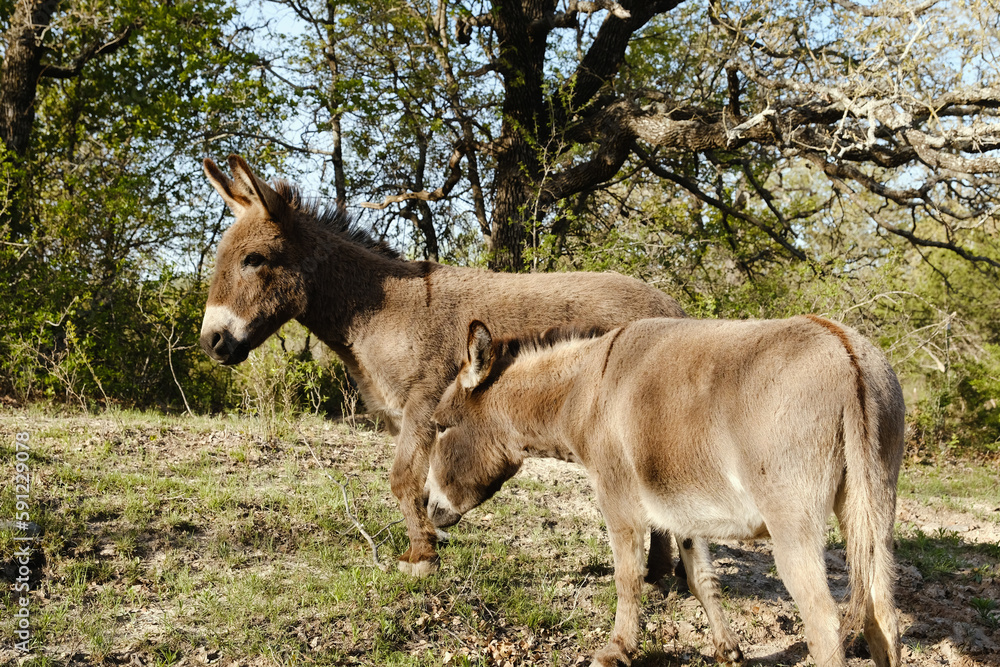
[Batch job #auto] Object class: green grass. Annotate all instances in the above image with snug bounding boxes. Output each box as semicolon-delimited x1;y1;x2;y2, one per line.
894;462;1000;584
0;410;621;666
3;408;999;665
898;462;1000;524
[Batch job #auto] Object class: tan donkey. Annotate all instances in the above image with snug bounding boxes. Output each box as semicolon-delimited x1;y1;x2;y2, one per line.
197;154;722;609
427;317;905;667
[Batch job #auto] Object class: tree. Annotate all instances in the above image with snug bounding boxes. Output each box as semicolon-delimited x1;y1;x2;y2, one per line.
0;0;286;407
249;0;1000;274
0;0;136;236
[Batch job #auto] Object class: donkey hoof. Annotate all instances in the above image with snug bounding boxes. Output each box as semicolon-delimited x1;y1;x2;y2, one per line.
715;645;744;664
591;643;631;667
397;557;439;578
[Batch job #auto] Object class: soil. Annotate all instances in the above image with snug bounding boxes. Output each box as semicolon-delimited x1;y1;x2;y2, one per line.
514;457;1000;667
1;415;998;666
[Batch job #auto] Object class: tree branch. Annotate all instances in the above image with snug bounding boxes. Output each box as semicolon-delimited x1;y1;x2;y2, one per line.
456;12;494;44
41;23;139;80
360;145;465;209
633;143;808;261
538;115;633;207
828;0;943;18
305;441;386;570
530;0;633;35
868;209;1000;270
904;129;1000;174
561;0;683;114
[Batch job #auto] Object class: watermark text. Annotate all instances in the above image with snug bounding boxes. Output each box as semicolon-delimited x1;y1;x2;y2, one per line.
11;431;34;652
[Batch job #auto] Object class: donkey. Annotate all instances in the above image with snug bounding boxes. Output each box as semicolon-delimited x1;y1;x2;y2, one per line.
427;316;905;667
198;155;702;583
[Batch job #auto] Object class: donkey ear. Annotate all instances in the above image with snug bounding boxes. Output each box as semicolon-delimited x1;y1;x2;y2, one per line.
204;158;254;216
463;320;495;388
227;154;291;222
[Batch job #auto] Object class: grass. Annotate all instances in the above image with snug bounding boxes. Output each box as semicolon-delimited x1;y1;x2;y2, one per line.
0;409;622;666
2;407;999;665
895;462;1000;584
898;461;1000;525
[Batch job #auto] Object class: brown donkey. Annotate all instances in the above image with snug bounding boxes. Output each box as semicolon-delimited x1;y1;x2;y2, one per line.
198;155;699;580
428;317;905;667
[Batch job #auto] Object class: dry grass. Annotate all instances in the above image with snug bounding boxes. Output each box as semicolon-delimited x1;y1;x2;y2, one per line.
1;408;998;666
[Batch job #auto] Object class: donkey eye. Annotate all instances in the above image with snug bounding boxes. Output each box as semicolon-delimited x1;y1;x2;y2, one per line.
435;422;449;435
242;252;266;268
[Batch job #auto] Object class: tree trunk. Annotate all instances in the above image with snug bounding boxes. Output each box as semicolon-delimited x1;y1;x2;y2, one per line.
0;1;58;237
324;2;348;206
0;1;56;157
488;0;554;272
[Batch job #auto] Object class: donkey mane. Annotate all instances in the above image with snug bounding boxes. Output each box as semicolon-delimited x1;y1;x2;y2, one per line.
272;180;400;259
494;323;610;363
469;324;609;396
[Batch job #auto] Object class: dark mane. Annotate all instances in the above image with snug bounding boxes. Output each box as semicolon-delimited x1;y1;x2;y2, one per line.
469;323;609;396
272;180;400;259
496;323;610;362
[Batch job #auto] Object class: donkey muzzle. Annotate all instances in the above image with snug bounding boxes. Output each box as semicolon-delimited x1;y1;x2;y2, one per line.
200;328;250;365
200;305;252;365
428;501;463;528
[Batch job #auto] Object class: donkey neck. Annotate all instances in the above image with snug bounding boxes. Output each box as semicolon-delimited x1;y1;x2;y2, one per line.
294;227;425;347
501;339;598;462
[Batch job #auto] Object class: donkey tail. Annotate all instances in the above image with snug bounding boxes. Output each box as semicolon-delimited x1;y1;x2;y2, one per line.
833;323;904;666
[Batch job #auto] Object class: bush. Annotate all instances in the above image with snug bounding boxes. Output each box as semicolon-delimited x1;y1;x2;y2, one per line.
230;322;358;439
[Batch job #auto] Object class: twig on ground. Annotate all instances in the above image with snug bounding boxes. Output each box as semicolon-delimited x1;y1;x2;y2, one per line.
371;518;404;543
555;573;592;628
305;439;387;570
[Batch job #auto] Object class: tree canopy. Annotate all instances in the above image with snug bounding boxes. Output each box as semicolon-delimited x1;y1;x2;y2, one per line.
1;0;998;453
249;0;1000;275
0;0;287;407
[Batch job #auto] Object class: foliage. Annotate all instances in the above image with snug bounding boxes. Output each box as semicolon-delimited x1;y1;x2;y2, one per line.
0;0;998;458
0;0;289;412
248;0;1000;274
230;321;358;439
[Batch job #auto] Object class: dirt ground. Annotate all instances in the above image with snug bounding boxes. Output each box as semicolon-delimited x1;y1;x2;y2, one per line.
1;415;998;666
512;457;1000;667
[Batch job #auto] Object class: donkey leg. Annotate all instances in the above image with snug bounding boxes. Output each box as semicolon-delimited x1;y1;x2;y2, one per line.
865;582;901;667
862;565;900;667
591;494;646;666
677;537;743;663
644;528;673;584
834;492;900;667
770;534;846;667
389;413;440;576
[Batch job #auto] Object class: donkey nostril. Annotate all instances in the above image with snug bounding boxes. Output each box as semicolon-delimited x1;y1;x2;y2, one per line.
211;332;223;351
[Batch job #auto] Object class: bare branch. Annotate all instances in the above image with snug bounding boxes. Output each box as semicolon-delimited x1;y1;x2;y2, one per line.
574;0;631;18
560;0;683;113
41;23;139;79
626;102;756;151
533;0;633;35
539;117;632;206
633;144;808;261
461;62;498;78
360;146;465;210
869;209;1000;270
904;129;1000;174
305;441;387;570
725;108;775;145
828;0;944;18
801;152;922;205
202;131;339;157
456;13;493;44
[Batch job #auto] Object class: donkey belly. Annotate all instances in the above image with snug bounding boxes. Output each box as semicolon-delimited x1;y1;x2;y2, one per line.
638;481;768;540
